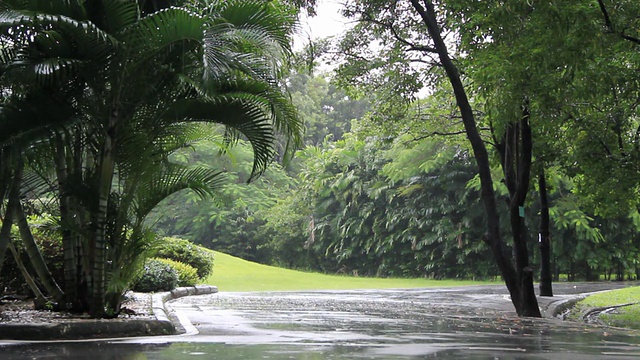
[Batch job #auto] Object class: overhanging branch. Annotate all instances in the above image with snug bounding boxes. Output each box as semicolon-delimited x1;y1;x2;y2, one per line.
597;0;640;45
360;12;438;53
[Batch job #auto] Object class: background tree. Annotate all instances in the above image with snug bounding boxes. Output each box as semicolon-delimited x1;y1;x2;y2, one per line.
333;0;542;316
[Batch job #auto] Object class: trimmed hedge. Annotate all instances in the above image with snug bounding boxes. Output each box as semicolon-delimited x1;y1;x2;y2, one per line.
155;237;214;279
133;259;178;293
155;258;199;287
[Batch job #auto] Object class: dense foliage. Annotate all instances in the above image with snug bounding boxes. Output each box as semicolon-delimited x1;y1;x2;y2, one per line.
133;259;179;293
154;258;200;287
151;71;640;283
155;237;215;279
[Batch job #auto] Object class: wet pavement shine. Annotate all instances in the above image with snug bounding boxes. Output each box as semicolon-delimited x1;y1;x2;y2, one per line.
1;283;640;359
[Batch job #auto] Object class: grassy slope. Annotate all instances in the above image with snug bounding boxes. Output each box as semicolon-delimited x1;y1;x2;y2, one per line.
574;286;640;329
203;251;497;292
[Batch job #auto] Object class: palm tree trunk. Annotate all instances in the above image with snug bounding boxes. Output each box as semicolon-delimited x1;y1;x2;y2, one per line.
53;134;83;311
0;166;20;271
15;199;65;303
0;196;17;272
90;108;119;318
8;242;48;309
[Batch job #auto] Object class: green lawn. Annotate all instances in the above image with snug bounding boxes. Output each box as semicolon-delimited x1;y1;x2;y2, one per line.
572;286;640;329
202;251;498;292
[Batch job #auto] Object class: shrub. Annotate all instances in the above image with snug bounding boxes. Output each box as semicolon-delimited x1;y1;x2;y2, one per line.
133;259;178;292
155;237;214;279
155;258;199;287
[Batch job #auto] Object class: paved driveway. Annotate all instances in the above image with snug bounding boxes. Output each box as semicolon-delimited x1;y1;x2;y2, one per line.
163;282;640;359
1;282;638;359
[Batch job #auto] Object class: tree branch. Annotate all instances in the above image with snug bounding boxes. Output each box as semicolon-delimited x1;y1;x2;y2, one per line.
405;128;490;143
360;12;438;53
597;0;613;29
597;0;640;45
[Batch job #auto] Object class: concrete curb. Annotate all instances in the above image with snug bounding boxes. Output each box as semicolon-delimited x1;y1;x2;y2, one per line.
152;285;218;334
0;285;218;341
542;295;587;319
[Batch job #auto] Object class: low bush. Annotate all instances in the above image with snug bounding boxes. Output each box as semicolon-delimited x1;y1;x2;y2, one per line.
155;258;199;287
155;237;214;279
133;259;178;292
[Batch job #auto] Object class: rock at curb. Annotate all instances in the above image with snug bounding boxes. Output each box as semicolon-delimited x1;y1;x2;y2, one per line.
166;285;218;301
195;285;212;295
171;288;188;298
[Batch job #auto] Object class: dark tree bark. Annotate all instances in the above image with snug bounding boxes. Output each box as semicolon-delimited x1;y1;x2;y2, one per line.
494;104;541;317
0;160;21;271
409;0;541;317
538;166;553;296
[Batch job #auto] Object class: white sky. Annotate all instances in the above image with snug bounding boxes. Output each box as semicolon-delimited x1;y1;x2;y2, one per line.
294;0;350;51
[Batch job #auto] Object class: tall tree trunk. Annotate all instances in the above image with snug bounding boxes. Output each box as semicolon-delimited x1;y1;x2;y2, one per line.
54;134;84;311
538;166;553;296
410;0;540;317
0;161;21;271
89;107;118;318
0;203;15;272
497;107;541;317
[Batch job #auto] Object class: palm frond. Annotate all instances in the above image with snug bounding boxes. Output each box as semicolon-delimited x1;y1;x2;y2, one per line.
1;8;122;89
0;1;87;19
165;96;280;179
200;77;302;164
201;0;296;82
0;11;119;50
126;7;204;65
133;164;226;221
86;0;138;34
207;0;296;51
0;95;78;148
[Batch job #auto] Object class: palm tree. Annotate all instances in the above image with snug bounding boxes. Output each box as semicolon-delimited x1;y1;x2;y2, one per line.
0;0;302;317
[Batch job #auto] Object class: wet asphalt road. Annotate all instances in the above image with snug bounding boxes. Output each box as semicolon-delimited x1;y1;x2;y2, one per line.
162;282;640;359
2;282;640;359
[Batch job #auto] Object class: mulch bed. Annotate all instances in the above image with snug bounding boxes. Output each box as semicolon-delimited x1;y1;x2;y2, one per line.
0;292;154;324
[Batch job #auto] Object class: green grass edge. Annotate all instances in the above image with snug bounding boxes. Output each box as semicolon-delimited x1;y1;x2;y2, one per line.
202;251;499;292
570;286;640;330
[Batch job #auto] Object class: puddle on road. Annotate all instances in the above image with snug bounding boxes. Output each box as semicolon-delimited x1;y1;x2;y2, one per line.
5;314;638;360
3;338;640;360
